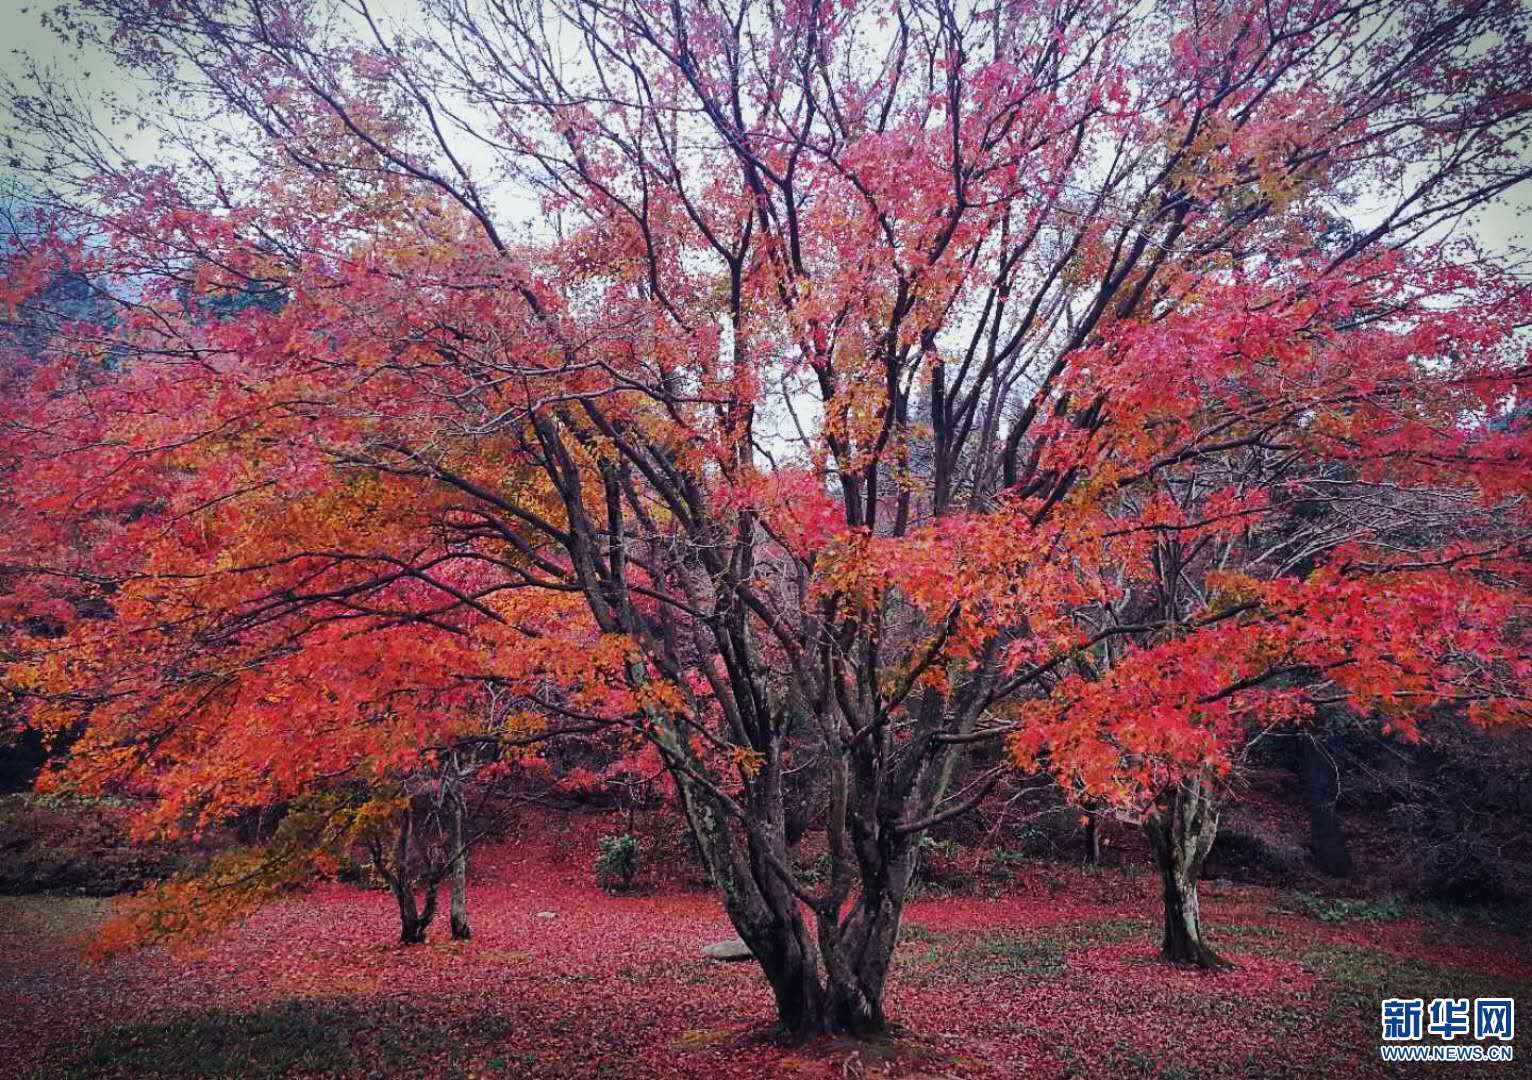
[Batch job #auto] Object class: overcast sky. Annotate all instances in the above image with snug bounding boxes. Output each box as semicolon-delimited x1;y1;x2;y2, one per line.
6;0;1532;258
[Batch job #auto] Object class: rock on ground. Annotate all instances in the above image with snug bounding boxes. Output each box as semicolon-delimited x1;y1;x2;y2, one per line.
701;937;753;962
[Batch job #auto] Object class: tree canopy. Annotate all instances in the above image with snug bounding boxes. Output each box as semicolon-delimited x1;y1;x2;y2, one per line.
2;0;1529;1034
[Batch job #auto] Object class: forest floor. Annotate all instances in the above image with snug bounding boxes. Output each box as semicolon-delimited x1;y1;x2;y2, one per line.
3;812;1529;1080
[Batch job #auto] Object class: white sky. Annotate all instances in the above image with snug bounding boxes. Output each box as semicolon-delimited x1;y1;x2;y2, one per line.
6;0;1531;241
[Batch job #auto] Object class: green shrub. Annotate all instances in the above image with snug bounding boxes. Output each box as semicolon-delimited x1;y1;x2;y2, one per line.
793;851;832;886
919;835;961;860
595;833;641;893
1297;892;1403;924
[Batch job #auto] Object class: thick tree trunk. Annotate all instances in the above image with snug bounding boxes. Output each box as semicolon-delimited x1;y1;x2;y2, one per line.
1143;778;1230;970
665;729;915;1037
448;794;472;940
699;819;897;1035
753;919;832;1035
1084;814;1101;865
632;642;976;1039
740;885;908;1036
1155;858;1220;967
818;856;915;1034
1299;736;1353;878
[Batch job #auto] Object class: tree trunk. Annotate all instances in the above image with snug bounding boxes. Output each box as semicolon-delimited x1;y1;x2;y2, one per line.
1299;736;1353;878
374;809;438;945
752;916;833;1035
1143;778;1230;970
448;792;472;940
396;886;436;945
664;729;914;1037
817;852;916;1035
388;865;438;945
739;879;909;1037
1084;814;1101;865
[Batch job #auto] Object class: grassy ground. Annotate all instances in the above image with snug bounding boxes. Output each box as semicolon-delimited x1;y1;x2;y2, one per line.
3;829;1528;1079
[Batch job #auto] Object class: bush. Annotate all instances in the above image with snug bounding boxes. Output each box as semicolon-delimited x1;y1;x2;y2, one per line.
1418;852;1514;906
595;833;641;893
0;794;187;895
912;835;972;894
1298;893;1403;924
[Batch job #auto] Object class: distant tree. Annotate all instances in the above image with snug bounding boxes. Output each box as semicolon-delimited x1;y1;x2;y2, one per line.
0;220;118;792
1297;709;1355;880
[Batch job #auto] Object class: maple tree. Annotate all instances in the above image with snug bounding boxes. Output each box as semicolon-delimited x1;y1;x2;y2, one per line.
3;0;1531;1036
0;252;530;948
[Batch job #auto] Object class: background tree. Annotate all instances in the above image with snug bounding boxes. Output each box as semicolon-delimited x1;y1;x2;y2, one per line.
1007;362;1531;966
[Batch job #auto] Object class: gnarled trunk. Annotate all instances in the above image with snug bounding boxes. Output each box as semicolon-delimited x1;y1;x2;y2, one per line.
373;809;440;945
817;855;915;1034
666;723;924;1037
732;858;913;1037
1143;778;1229;970
395;882;437;945
750;914;832;1035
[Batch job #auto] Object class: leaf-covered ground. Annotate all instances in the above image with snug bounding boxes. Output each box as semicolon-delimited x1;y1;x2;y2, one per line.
4;819;1528;1079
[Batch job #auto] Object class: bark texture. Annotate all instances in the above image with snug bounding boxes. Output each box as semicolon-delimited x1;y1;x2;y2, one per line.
448;791;472;940
658;701;961;1036
1143;778;1230;970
